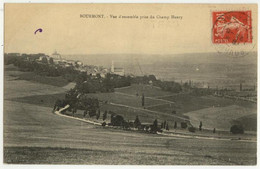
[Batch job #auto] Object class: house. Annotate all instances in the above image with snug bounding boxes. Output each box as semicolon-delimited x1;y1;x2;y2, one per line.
36;55;50;63
75;61;83;66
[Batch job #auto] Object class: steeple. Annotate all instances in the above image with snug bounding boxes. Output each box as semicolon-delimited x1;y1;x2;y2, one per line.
111;60;114;73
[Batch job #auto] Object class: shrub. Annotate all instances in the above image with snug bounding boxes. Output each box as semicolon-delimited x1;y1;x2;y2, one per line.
188;126;196;133
230;125;244;134
181;122;188;129
102;122;106;126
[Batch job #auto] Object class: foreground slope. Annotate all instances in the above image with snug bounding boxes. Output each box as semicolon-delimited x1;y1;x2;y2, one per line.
4;66;257;165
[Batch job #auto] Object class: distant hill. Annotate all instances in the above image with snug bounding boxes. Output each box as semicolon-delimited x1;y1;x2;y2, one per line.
62;52;257;89
62;52;257;67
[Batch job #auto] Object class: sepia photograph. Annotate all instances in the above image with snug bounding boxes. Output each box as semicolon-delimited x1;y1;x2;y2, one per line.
3;3;258;165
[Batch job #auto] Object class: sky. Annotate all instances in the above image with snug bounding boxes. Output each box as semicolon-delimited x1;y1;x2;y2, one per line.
4;3;258;56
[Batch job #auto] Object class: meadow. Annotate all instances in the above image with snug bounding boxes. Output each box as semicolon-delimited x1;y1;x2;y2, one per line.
85;84;256;132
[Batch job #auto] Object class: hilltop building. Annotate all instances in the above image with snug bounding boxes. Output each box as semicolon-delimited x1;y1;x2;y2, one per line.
51;50;62;64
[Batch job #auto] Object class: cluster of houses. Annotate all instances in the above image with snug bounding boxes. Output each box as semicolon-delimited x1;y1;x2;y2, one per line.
25;51;111;78
6;51;126;78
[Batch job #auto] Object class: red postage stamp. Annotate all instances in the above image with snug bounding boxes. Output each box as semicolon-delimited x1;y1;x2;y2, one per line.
212;11;252;44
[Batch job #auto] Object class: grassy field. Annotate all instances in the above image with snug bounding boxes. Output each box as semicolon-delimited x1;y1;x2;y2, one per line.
3;65;257;165
233;113;257;131
152;94;256;114
9;74;256;132
4;139;256;165
3;98;257;165
11;93;66;108
86;91;168;108
85;84;257;132
115;84;173;97
185;105;256;131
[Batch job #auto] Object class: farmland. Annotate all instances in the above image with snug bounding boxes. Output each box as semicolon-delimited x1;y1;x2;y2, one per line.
3;65;257;164
82;84;256;132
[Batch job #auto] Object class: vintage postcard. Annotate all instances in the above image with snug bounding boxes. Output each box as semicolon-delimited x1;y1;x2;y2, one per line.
3;3;258;165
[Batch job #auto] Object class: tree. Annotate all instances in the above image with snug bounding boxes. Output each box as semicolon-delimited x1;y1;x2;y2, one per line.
41;57;48;64
148;75;156;81
103;111;107;121
54;99;63;111
161;123;164;129
65;88;78;108
111;115;125;126
163;120;167;129
181;122;187;129
213;128;216;133
174;122;177;129
78;95;99;115
199;121;202;131
153;119;158;129
103;73;114;92
166;123;169;131
76;72;88;85
134;115;141;128
142;93;145;107
83;110;87;117
96;109;100;120
49;57;54;64
150;119;162;133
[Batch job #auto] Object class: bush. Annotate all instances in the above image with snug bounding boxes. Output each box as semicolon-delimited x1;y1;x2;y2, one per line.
181;122;188;129
102;122;106;126
230;125;244;134
188;126;196;133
